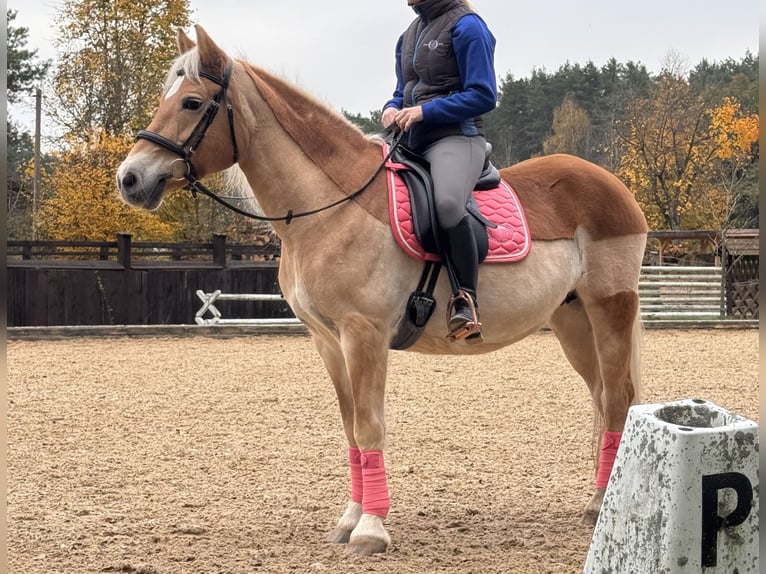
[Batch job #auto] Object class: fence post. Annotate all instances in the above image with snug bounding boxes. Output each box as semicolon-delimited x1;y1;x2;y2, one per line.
213;234;227;268
117;232;132;269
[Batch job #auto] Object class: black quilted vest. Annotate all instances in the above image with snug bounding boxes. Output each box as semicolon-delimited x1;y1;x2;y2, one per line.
401;0;484;151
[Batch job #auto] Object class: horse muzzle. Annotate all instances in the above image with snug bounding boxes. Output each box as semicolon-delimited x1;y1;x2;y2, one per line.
116;164;168;211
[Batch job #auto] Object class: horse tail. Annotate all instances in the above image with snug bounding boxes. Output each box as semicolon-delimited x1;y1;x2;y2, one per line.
629;302;643;405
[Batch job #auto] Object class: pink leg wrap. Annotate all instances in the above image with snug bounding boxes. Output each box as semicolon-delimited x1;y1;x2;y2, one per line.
360;450;390;518
348;447;363;503
595;431;622;489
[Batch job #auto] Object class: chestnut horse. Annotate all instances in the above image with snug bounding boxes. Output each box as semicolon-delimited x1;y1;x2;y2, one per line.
117;25;647;555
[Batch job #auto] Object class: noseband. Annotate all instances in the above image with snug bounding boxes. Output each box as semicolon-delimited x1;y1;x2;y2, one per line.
136;60;239;190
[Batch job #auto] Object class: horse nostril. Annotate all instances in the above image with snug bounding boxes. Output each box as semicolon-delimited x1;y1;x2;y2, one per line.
122;171;138;190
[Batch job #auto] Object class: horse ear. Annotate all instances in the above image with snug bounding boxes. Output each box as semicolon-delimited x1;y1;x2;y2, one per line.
177;28;196;54
194;25;227;73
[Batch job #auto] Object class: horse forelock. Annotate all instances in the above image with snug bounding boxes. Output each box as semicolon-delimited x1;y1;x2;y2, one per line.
164;50;202;94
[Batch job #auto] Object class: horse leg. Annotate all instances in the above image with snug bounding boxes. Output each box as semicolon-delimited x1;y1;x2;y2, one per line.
548;298;606;525
577;289;642;525
549;287;642;525
312;334;364;544
337;314;392;555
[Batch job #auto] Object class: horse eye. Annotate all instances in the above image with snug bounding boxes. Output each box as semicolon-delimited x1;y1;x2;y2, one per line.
182;98;203;111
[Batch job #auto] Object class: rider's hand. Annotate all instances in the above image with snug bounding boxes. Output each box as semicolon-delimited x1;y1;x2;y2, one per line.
393;106;423;132
382;107;399;129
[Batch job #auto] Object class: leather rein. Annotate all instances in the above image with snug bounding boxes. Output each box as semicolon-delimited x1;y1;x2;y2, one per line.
136;59;402;225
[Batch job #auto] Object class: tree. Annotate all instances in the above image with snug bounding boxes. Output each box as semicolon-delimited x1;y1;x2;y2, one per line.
38;131;178;241
486;59;653;167
542;98;591;157
615;71;718;230
690;52;758;114
589;59;653;170
343;109;383;134
7;9;51;239
485;70;554;166
7;10;50;102
616;67;759;232
705;97;759;228
36;0;201;241
50;0;192;142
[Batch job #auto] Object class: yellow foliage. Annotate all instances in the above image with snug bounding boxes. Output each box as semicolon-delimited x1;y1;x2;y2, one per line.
616;79;758;230
543;98;591;157
708;97;759;160
38;131;177;241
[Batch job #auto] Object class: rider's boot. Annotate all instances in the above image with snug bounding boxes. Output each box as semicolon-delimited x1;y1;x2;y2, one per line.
442;214;483;344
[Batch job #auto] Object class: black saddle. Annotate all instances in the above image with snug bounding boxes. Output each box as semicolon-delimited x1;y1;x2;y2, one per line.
390;142;500;263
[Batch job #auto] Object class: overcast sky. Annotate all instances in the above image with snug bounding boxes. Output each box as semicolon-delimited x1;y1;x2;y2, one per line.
8;0;760;134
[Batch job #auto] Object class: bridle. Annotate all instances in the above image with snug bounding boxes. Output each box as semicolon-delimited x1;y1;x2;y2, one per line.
136;60;239;192
135;58;402;225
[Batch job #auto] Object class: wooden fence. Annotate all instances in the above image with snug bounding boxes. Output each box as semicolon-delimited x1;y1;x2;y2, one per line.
7;232;759;327
8;232;280;264
639;266;723;321
8;234;289;327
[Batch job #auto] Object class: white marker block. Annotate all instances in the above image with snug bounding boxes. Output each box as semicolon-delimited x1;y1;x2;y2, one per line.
584;398;759;573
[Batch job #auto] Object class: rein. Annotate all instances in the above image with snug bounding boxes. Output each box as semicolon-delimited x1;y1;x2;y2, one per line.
136;59;403;225
194;130;403;225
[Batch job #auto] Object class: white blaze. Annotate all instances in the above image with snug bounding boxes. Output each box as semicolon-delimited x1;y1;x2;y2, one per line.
165;75;185;99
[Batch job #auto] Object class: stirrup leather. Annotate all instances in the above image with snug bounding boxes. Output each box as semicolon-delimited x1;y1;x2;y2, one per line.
446;290;482;342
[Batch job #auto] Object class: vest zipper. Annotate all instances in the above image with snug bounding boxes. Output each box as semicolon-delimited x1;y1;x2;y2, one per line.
409;25;430;148
410;25;429;107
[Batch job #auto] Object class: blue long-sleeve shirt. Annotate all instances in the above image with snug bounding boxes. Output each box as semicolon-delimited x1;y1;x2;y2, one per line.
384;13;497;124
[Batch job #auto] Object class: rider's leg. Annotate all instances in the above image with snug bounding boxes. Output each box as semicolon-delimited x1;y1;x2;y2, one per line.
422;135;485;341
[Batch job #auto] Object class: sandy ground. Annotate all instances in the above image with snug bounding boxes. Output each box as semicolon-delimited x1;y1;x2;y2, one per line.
7;329;759;574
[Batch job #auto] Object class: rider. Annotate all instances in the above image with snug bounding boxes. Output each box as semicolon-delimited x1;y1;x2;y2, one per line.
381;0;497;343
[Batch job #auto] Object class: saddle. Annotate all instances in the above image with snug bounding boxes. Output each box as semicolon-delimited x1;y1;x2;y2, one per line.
384;141;531;350
385;144;530;265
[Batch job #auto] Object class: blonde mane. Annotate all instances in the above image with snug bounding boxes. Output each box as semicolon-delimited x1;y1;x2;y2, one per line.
162;48;391;224
239;60;382;193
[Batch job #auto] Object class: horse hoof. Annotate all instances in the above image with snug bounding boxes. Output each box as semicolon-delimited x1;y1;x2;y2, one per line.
326;527;352;544
580;510;599;527
345;535;388;555
581;487;605;527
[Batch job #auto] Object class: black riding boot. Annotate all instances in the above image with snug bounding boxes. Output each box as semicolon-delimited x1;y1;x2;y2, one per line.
442;214;483;343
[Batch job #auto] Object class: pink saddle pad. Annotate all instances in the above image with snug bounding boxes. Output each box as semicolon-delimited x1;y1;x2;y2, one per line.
384;147;531;264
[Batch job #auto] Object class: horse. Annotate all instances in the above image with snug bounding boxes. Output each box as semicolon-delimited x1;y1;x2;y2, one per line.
117;25;648;556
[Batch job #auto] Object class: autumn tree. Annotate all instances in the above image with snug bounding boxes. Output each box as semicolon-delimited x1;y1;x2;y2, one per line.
38;132;177;240
705;97;759;228
615;71;719;230
50;0;192;141
617;65;759;232
36;0;200;240
542;98;591;157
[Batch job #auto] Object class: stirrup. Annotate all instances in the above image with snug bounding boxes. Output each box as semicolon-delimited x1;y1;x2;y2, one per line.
446;290;483;343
